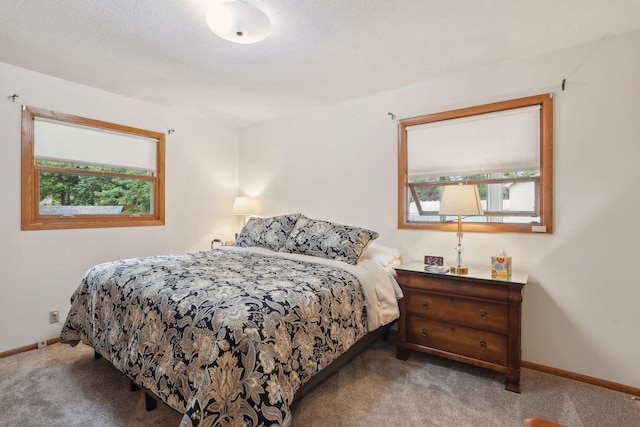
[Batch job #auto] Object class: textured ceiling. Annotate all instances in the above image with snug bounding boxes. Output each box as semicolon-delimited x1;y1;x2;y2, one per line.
1;0;640;127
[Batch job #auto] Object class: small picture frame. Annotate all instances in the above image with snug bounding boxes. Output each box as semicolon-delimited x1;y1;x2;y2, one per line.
424;255;444;266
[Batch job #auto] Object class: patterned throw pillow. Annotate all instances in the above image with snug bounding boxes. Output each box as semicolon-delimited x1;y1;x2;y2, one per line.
235;213;305;251
281;217;379;265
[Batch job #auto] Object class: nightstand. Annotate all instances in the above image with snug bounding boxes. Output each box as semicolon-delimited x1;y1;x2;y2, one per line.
395;262;527;392
211;239;235;249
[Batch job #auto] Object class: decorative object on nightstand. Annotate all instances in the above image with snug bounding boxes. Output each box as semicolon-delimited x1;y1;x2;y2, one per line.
424;257;448;274
438;183;483;275
395;262;527;392
424;265;449;274
424;255;444;266
232;196;260;226
491;250;512;278
210;239;235;249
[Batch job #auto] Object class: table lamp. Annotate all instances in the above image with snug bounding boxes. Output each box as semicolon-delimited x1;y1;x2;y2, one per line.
438;183;483;274
232;196;259;226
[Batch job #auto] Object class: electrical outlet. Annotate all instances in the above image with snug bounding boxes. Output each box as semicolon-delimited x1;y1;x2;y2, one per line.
49;310;60;324
37;340;47;349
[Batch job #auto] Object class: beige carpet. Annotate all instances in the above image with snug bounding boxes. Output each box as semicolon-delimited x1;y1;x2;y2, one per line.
0;338;638;426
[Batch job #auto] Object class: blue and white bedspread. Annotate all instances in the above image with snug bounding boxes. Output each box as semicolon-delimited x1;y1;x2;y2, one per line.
60;247;399;426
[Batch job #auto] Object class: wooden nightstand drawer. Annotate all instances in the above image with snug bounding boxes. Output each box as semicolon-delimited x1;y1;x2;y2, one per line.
398;272;509;301
404;290;509;334
407;316;508;365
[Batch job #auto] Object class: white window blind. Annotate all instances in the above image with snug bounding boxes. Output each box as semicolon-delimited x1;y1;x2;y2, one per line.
407;105;541;178
34;119;158;172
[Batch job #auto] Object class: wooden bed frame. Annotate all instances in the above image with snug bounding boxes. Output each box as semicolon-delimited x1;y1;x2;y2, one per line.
294;322;393;402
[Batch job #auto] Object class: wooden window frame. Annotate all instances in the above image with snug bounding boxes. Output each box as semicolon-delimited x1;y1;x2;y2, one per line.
21;106;165;230
398;94;553;233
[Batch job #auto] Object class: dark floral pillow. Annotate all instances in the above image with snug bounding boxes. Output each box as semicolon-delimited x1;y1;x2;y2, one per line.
281;217;379;265
234;213;305;251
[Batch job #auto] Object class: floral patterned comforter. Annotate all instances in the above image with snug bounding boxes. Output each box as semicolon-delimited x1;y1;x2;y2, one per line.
60;248;370;426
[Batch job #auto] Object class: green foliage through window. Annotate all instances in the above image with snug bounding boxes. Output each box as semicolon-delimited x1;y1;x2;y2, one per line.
38;161;152;214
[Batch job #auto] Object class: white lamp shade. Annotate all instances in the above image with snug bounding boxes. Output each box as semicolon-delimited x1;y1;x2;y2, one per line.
206;1;271;44
232;196;259;215
438;184;484;216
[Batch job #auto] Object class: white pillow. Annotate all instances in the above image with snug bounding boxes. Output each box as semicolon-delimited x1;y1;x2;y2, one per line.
360;244;402;271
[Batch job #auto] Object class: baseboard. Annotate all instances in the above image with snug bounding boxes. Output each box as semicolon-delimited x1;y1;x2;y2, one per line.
390;328;638;397
522;360;640;397
0;337;60;359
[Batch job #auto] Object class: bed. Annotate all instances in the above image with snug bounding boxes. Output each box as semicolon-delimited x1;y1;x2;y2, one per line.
60;214;402;426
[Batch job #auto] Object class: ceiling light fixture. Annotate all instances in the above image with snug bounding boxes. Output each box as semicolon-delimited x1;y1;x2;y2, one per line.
206;1;272;44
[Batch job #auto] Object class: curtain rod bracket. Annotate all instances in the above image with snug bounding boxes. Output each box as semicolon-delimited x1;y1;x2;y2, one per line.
387;112;396;120
167;129;175;134
8;94;19;102
561;79;566;91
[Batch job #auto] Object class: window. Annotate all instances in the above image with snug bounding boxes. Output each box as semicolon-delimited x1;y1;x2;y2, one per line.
398;94;553;233
21;106;165;230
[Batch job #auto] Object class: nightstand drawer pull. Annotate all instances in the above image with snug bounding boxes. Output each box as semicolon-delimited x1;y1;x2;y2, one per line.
422;300;429;309
479;340;487;350
480;309;487;319
421;328;429;337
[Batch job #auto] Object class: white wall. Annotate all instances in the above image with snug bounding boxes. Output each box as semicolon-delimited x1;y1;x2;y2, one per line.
0;62;240;353
239;31;640;389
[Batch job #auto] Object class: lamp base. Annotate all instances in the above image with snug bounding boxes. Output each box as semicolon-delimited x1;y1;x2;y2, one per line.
450;265;469;275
